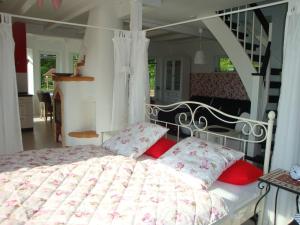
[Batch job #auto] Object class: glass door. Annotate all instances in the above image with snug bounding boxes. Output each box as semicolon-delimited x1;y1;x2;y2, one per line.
40;53;57;92
163;59;182;103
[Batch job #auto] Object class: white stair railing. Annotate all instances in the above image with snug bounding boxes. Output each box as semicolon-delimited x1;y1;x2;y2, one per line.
220;5;270;74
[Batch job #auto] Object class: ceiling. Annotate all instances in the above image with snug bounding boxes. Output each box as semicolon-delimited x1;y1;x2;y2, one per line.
0;0;276;40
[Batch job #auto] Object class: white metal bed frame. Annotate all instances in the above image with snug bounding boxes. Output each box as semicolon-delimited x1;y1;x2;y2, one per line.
146;101;275;174
146;101;275;225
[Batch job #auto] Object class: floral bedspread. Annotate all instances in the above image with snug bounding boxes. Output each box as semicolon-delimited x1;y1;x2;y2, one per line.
0;146;228;225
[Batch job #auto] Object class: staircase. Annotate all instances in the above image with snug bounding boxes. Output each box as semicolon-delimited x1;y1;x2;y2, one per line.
218;5;270;76
203;4;282;160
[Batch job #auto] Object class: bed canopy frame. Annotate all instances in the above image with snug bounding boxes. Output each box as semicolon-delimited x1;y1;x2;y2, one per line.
0;0;287;33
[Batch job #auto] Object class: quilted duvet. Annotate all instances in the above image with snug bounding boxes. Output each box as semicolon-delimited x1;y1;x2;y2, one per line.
0;146;228;225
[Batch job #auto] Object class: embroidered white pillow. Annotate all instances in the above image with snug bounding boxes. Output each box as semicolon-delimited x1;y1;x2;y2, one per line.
158;137;244;189
102;122;169;158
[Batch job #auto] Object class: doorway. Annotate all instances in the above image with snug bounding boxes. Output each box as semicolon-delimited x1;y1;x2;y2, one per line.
40;53;57;92
148;58;157;101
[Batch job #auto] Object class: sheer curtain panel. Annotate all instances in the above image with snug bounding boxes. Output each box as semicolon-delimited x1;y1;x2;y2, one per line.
128;31;150;124
0;14;23;154
111;31;131;130
264;1;300;224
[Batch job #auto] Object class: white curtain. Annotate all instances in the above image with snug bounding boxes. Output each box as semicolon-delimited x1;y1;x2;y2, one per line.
264;1;300;224
0;14;23;154
111;31;131;130
128;31;150;124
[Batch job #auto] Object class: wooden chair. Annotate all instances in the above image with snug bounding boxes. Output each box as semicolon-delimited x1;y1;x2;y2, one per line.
37;91;53;121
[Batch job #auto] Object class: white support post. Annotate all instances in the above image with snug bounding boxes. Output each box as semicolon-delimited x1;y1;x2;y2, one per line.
230;8;233;31
244;10;248;50
130;0;143;32
262;23;273;119
251;12;255;63
237;8;240;38
259;25;263;73
264;111;275;174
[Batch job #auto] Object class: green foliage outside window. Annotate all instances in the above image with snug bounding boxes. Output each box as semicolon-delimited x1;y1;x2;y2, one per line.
72;53;80;73
40;54;56;91
219;57;235;72
148;59;156;97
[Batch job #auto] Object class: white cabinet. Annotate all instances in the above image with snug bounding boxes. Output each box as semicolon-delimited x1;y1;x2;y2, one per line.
19;96;33;129
162;58;190;104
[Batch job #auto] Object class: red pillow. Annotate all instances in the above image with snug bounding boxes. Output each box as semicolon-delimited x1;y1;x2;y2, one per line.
218;160;263;185
144;137;176;159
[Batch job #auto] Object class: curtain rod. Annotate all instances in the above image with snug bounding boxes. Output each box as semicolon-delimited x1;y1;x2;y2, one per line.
0;12;127;32
144;0;288;32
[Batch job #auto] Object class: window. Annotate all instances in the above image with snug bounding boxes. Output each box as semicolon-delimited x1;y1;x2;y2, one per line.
71;53;80;73
218;57;236;72
40;53;56;91
148;59;157;97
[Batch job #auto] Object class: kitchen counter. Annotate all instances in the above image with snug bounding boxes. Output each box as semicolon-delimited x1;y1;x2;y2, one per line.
18;92;33;97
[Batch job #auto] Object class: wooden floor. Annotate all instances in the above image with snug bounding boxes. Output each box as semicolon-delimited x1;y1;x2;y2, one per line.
22;118;62;150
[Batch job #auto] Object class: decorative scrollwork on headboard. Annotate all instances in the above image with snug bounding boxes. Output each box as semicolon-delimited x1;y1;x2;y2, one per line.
146;101;274;144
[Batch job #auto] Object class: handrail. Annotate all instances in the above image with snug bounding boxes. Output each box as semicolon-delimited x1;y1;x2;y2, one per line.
218;4;271;76
249;3;270;35
252;41;271;77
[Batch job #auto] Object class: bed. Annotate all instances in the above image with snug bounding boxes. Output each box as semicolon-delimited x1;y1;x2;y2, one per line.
0;101;275;225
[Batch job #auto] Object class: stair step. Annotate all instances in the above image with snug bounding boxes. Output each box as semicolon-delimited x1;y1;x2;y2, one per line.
270;75;281;82
271;68;282;75
225;21;238;30
269;88;281;96
240;42;259;51
270;81;281;89
266;103;278;111
248;54;265;62
236;32;249;39
269;95;280;103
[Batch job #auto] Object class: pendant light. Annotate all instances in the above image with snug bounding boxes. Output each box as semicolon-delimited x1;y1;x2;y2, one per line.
194;28;205;65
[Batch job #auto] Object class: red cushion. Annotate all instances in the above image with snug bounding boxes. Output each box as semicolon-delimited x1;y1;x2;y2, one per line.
144;137;176;159
218;160;263;185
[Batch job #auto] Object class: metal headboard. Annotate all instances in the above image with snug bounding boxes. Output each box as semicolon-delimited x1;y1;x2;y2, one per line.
146;101;276;174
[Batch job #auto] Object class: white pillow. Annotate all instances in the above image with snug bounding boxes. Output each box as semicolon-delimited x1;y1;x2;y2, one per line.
102;122;168;159
158;137;244;189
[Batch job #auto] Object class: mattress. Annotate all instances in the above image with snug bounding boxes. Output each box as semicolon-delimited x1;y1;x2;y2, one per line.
210;181;260;225
139;154;261;225
210;181;259;213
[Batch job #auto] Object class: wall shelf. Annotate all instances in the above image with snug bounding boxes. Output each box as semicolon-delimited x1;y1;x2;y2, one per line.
53;76;95;82
68;130;99;139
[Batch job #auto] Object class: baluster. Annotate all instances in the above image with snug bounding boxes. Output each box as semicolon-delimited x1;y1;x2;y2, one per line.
243;141;247;158
259;25;263;73
244;7;248;50
251;11;255;63
224;137;227;146
230;8;233;31
237;7;240;39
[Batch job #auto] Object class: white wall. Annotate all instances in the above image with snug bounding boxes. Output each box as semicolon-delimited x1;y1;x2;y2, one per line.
149;38;227;102
27;34;83;116
149;38;226;73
